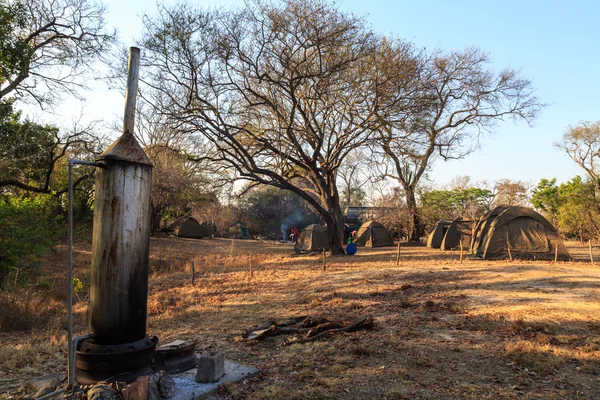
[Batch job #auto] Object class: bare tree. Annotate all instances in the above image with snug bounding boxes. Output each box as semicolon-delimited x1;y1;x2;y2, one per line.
380;48;542;241
133;103;217;233
556;121;600;189
492;179;530;206
0;0;116;107
139;0;417;253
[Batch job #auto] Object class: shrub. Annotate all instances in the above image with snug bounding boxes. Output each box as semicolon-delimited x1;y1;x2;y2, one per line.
0;197;63;289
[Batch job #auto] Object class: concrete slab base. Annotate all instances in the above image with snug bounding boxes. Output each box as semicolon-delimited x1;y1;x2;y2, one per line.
171;360;259;400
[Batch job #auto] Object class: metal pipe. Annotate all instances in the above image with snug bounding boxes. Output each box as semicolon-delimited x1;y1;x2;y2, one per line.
71;334;91;385
35;387;68;400
67;160;101;387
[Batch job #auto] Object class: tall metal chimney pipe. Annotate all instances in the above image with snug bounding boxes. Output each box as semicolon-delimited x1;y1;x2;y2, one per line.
76;47;157;384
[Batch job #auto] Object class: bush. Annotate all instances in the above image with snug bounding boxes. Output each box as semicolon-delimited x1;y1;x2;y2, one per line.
0;198;63;289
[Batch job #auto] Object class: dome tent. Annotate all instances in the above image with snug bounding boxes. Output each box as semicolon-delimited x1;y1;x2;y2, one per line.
477;206;571;261
228;221;251;239
295;224;328;253
440;217;473;250
167;217;203;239
426;220;452;248
470;205;511;253
353;221;394;247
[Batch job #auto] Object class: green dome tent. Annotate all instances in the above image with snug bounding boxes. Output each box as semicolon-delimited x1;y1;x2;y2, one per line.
476;206;571;261
440;217;473;250
426;220;452;248
167;217;203;239
228;221;251;239
353;221;394;247
295;224;328;253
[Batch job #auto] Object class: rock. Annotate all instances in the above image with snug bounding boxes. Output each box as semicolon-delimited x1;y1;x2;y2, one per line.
121;376;149;400
87;385;119;400
30;375;62;398
32;386;54;399
147;375;161;400
27;374;63;395
156;372;175;399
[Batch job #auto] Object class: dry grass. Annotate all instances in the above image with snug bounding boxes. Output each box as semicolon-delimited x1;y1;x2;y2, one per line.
2;238;600;399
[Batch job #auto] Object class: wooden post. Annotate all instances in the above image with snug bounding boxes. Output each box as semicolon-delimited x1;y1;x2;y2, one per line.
507;245;513;262
249;252;253;279
191;261;195;286
554;244;558;264
323;248;327;271
123;47;140;136
459;241;464;264
395;241;401;266
589;240;594;264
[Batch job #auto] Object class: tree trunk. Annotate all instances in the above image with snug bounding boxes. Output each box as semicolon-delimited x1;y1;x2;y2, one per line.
405;187;422;242
150;203;163;234
323;195;346;255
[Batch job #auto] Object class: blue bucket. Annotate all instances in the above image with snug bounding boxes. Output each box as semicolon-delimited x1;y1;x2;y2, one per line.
345;243;357;255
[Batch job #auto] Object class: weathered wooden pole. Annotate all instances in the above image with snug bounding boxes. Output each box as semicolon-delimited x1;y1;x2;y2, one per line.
589;240;594;264
323;248;327;271
395;241;401;266
507;245;513;262
459;241;464;264
249;252;253;279
77;47;157;384
191;260;195;286
554;244;558;264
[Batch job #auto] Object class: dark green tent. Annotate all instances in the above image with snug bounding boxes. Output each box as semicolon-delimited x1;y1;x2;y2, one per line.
440;217;473;250
295;224;328;253
426;220;452;248
477;206;572;261
167;217;203;239
353;221;394;247
228;221;251;239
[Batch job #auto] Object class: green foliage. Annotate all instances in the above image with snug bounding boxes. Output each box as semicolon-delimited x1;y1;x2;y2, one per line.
0;1;33;86
0;101;59;186
0;197;63;289
531;178;560;221
532;176;600;241
420;187;493;229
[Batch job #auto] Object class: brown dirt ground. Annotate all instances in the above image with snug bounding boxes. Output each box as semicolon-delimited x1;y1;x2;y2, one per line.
1;237;600;399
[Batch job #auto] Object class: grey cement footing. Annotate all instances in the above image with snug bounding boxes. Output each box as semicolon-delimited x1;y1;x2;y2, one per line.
171;360;259;400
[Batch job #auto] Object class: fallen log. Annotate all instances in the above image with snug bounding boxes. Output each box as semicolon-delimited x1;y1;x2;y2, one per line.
286;316;374;345
307;322;344;337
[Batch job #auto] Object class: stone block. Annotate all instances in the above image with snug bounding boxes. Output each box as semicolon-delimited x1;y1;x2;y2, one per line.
195;352;225;383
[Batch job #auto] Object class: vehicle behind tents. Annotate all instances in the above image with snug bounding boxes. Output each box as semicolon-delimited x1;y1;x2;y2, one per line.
427;220;452;248
476;206;571;261
440;217;473;250
228;221;251;239
353;221;394;247
166;217;203;239
295;224;328;253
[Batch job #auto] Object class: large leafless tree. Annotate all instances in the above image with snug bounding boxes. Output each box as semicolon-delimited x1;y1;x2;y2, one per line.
0;0;116;107
380;48;542;241
139;0;417;253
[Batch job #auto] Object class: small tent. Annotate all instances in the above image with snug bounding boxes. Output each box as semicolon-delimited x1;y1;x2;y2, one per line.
353;221;394;247
470;205;511;253
427;220;452;248
228;221;251;239
167;217;203;239
198;221;215;238
440;217;473;250
295;224;328;253
476;206;571;260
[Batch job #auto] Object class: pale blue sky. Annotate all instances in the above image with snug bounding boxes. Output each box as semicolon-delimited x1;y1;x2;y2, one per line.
84;0;599;187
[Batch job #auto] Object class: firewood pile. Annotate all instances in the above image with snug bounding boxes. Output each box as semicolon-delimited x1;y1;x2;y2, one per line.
242;315;374;344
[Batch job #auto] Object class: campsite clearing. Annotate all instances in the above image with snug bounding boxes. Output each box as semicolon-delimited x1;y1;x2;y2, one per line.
1;238;600;399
